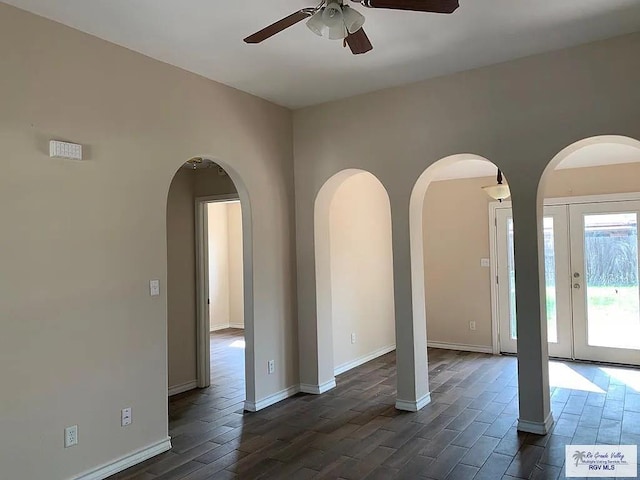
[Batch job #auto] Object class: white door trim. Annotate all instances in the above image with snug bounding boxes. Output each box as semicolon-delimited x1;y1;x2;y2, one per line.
489;190;640;356
194;194;240;388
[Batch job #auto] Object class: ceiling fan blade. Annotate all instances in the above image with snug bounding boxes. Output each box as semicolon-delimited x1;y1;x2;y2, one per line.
355;0;459;14
244;10;312;44
345;28;373;55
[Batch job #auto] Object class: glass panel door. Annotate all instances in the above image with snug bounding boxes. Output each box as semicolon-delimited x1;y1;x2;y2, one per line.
570;202;640;365
496;206;572;358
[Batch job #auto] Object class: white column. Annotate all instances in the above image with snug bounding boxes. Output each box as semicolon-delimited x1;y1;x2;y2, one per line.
510;181;554;434
391;196;430;411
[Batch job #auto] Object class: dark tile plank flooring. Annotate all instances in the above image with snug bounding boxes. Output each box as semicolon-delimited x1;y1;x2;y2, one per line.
110;330;639;480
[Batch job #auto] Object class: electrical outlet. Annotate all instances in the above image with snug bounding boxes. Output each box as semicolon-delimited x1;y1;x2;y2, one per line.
64;425;78;448
351;333;356;344
121;407;132;427
480;258;490;268
469;321;477;331
268;360;275;375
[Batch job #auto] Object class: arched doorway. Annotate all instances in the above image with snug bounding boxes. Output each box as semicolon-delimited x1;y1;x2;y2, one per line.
166;156;258;409
536;135;640;366
409;154;507;357
314;169;395;391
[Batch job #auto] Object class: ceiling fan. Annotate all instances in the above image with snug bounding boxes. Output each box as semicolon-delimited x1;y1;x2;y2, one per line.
244;0;460;55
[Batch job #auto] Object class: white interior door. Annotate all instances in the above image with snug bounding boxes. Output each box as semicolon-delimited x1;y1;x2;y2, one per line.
496;206;572;358
569;201;640;365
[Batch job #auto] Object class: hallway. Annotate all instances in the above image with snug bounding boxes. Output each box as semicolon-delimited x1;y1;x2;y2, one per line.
111;332;639;479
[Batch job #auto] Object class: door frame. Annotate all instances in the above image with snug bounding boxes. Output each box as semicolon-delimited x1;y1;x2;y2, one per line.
489;191;640;356
195;193;240;388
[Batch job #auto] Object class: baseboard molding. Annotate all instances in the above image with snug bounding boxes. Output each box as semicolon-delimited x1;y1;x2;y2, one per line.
244;385;300;412
168;380;198;396
72;437;172;480
210;323;245;332
334;344;397;376
210;323;230;332
518;412;554;435
396;393;432;412
427;341;493;354
300;378;337;395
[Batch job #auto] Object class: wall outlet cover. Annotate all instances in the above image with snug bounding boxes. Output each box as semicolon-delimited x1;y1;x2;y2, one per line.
64;425;78;448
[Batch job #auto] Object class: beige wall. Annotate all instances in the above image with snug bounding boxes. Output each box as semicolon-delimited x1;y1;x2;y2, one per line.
0;4;295;480
167;169;197;389
328;173;396;372
208;202;231;331
227;202;245;329
423;176;495;348
423;162;640;350
208;201;244;332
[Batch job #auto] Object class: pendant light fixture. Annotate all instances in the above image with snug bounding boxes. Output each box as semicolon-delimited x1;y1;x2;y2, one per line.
482;169;511;202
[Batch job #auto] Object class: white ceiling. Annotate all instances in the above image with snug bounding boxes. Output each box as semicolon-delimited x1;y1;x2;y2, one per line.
431;143;640;181
4;0;640;108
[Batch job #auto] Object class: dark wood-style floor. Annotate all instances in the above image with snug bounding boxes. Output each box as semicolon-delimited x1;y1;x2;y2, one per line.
110;329;639;480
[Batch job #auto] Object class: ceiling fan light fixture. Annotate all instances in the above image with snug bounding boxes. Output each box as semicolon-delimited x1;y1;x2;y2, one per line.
342;5;365;33
306;9;327;36
322;2;344;28
328;22;348;40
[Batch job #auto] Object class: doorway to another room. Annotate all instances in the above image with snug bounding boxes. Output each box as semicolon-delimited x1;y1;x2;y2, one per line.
166;158;248;412
202;198;246;403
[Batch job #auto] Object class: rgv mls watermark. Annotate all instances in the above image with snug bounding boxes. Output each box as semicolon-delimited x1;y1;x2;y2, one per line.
566;445;637;477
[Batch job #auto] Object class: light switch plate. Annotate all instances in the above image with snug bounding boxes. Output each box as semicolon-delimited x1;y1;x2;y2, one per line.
480;258;490;268
149;280;160;296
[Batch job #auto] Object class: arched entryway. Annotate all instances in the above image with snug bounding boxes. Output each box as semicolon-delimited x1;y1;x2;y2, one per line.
313;169;396;391
165;155;258;410
408;154;508;406
536;135;640;366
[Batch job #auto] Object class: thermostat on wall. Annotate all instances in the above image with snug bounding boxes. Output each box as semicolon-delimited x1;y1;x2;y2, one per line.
50;140;83;160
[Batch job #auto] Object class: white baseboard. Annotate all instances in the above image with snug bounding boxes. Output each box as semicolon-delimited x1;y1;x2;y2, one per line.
72;437;172;480
300;378;337;395
334;344;396;376
518;412;554;435
168;380;198;396
210;323;230;332
244;385;300;412
396;393;432;412
210;323;245;332
427;341;493;354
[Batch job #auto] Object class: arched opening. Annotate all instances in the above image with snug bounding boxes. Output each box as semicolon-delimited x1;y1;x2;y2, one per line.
314;169;396;389
537;135;640;367
165;156;257;410
410;154;506;364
